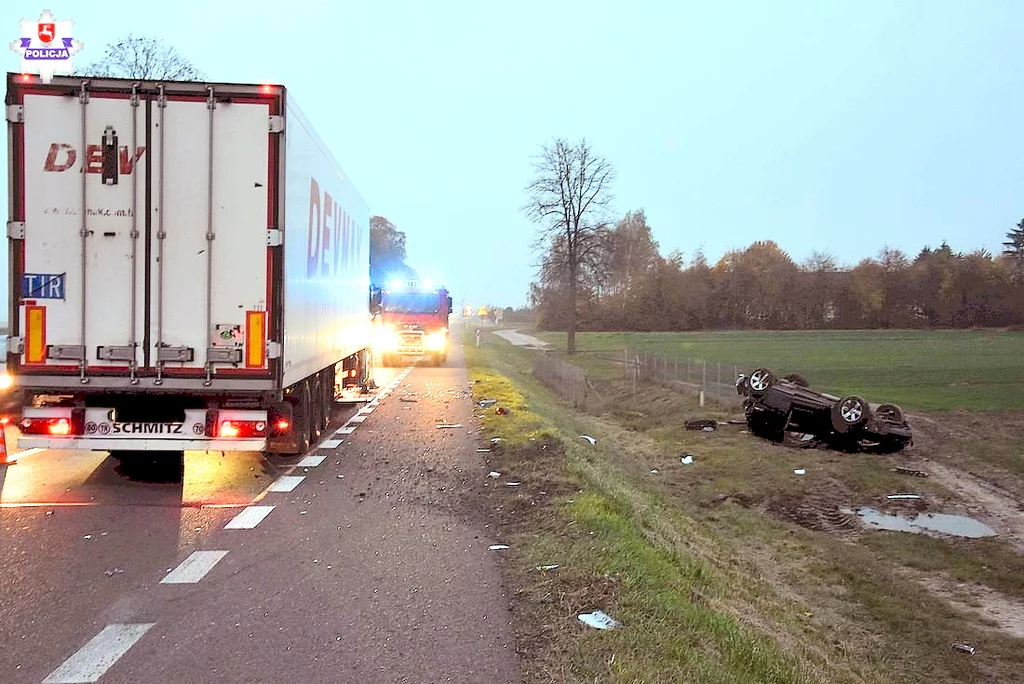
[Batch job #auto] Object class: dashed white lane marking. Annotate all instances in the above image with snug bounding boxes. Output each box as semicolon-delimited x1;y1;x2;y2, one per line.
336;426;356;435
359;406;375;415
268;475;305;493
224;505;275;529
160;550;229;584
349;415;366;423
297;454;326;467
43;623;155;683
319;438;343;449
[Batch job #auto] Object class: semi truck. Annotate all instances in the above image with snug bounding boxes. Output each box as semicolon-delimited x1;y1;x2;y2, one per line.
4;73;373;463
372;280;452;366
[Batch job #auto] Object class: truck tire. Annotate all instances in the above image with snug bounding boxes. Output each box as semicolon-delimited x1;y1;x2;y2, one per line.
292;381;313;454
321;367;335;432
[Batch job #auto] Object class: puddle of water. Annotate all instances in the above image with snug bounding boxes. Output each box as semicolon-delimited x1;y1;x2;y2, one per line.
841;507;997;538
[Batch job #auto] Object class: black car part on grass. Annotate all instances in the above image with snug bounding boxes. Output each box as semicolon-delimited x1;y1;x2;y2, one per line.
735;368;913;453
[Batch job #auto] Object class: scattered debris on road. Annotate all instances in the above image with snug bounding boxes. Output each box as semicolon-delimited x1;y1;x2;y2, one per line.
680;455;694;465
400;397;418;403
479;399;498;408
887;494;922;500
794;469;807;476
953;643;977;655
104;568;124;577
488;471;501;478
536;564;560;571
477;448;491;453
650;469;659;474
685;419;717;431
894;467;929;478
489;544;510;551
506;482;521;486
578;610;622;630
580;435;597;445
436;424;464;429
495;407;509;415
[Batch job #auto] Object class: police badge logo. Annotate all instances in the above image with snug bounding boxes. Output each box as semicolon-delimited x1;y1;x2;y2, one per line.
10;9;84;83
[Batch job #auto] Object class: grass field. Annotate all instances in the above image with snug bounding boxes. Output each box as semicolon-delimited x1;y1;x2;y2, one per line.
534;329;1024;411
468;329;1024;683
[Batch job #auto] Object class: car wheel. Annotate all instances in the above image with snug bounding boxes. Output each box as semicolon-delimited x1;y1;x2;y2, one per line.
831;395;869;433
875;403;905;424
748;368;775;396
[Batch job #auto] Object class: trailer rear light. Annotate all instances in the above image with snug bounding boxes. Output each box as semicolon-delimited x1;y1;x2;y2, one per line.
20;74;34;83
218;420;267;439
275;419;290;432
245;311;266;368
19;409;85;436
50;419;71;436
261;84;273;94
1;417;9;425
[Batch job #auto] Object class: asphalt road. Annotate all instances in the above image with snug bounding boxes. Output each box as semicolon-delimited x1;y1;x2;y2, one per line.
0;343;520;683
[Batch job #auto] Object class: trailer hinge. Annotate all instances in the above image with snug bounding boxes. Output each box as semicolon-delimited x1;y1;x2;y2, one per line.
7;336;23;355
266;228;283;247
268;115;284;133
6;105;24;123
266;341;282;360
7;221;25;239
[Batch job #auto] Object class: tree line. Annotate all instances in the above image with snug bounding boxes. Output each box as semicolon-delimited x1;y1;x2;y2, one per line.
525;140;1024;341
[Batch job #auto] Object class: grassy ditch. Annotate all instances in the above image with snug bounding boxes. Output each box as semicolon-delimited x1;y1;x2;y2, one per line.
466;328;1024;683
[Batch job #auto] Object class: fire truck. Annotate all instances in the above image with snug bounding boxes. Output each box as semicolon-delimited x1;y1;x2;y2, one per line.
372;281;453;367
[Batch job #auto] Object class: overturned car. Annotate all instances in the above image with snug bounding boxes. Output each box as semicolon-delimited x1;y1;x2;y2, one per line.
735;368;913;453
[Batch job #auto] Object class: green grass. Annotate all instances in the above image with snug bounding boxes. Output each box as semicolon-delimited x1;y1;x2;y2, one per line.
534;329;1024;411
465;332;818;683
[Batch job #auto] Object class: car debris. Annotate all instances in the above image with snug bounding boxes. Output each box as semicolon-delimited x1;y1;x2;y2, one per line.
952;643;977;655
736;368;912;453
399;397;418;403
578;610;622;630
886;494;922;500
650;469;659;474
435;424;463;429
685;419;717;431
580;435;597;445
536;564;560;571
488;472;501;478
794;469;806;476
495;407;509;415
894;467;929;478
680;455;694;465
104;568;125;577
479;399;498;407
506;482;521;486
477;448;492;453
489;544;509;551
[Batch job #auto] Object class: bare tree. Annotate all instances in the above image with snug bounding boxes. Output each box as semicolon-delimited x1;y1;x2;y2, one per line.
76;34;204;81
524;138;615;353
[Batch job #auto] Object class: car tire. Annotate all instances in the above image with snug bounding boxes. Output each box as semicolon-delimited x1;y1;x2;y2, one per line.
875;403;905;424
747;368;775;397
831;395;869;433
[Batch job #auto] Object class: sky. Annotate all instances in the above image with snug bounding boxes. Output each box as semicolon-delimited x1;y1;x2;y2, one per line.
3;0;1023;316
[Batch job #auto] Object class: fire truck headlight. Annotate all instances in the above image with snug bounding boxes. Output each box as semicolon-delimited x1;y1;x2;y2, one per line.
426;332;447;351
